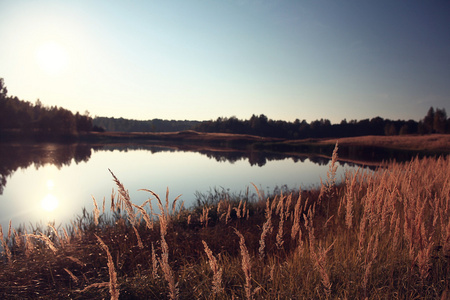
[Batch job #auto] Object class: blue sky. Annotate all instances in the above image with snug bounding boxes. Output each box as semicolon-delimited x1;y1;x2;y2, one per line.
0;0;449;123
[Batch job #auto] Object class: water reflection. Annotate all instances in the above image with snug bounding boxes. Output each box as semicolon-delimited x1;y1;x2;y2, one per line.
0;141;394;231
0;141;422;195
0;142;92;194
41;194;59;212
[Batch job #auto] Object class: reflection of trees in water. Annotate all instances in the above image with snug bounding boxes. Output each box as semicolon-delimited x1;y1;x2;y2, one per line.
2;142;406;195
0;143;91;194
101;144;376;169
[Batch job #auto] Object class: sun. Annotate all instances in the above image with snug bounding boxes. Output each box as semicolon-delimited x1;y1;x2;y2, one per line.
35;41;69;75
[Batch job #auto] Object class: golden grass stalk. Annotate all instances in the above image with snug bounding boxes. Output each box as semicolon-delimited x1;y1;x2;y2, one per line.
77;282;110;293
304;206;316;254
235;200;243;218
95;234;120;300
275;194;283;216
151;242;158;279
243;201;248;219
235;229;253;300
259;197;273;260
62;227;70;243
304;204;333;298
0;224;12;263
67;255;85;267
133;203;153;230
416;237;434;281
27;233;57;254
225;203;231;224
110;188;116;212
363;232;379;298
48;223;63;247
24;229;32;258
285;193;293;220
202;240;224;294
64;268;79;283
165;188;170;217
7;220;11;240
217;200;223;215
311;242;334;299
139;189;168;232
276;204;285;249
200;206;210;227
12;228;22;249
392;212;401;251
132;225;144;249
159;235;178;300
92;196;100;226
345;169;358;229
171;194;182;216
319;141;339;203
109;169;136;225
143;188;178;299
251;183;263;202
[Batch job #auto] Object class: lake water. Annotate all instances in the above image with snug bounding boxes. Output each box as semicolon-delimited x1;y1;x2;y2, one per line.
0;142;363;231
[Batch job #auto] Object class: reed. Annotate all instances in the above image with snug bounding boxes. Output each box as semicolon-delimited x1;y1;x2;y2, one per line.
92;196;100;226
258;197;273;260
0;224;11;264
202;240;224;294
26;233;57;254
95;234;120;300
235;229;253;300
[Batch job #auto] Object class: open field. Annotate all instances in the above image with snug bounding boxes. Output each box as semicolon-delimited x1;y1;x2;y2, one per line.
0;145;449;299
318;134;450;152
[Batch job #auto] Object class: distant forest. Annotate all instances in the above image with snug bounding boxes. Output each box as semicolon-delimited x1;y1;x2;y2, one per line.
1;77;449;140
94;108;449;139
0;78;95;139
194;108;449;139
93;117;200;133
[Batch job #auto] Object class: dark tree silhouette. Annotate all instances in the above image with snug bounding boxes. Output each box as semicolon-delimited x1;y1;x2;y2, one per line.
0;78;93;139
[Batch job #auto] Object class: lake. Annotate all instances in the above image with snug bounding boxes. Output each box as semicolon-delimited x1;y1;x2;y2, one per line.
0;142;366;231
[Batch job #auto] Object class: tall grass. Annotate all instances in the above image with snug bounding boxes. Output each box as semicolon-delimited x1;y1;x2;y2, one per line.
0;144;449;299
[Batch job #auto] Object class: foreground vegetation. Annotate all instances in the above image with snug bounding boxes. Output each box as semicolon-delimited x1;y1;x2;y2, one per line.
0;145;449;299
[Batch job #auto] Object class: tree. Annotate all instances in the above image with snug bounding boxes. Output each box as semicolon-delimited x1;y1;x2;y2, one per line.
423;107;435;133
433;108;447;133
384;123;397;136
0;78;7;99
76;111;93;132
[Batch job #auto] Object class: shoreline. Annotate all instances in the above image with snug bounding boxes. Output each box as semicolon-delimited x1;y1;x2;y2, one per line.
2;130;449;155
83;131;450;152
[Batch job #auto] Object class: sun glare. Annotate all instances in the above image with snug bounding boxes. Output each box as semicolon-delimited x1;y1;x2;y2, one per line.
41;194;59;212
46;179;55;190
36;41;69;75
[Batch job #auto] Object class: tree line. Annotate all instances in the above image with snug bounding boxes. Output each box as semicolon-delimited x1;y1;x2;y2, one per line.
195;107;449;139
93;117;200;133
0;78;96;139
1;77;448;140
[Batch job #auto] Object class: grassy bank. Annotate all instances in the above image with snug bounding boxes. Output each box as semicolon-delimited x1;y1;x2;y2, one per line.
0;145;449;299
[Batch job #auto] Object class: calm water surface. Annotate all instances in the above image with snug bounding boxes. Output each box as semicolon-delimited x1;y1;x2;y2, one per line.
0;143;362;230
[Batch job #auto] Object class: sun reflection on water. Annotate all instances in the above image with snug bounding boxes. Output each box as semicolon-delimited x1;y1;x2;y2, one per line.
40;179;59;212
41;194;59;212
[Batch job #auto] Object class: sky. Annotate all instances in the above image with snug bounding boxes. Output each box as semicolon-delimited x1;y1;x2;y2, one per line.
0;0;449;123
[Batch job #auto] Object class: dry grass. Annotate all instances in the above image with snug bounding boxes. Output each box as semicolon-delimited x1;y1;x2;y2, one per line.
320;133;450;151
0;145;449;299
